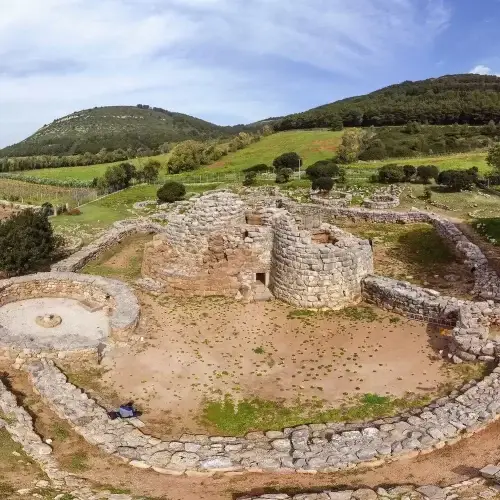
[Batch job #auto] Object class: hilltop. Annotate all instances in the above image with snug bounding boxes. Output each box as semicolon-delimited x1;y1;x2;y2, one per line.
0;105;255;157
275;74;500;130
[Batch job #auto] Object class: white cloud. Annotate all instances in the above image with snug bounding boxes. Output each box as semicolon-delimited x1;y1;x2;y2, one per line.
0;0;452;147
469;64;500;76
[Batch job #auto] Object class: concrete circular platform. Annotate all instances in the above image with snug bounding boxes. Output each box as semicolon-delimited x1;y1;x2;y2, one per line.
0;297;109;351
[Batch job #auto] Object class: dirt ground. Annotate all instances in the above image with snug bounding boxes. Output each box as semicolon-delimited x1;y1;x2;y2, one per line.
92;294;459;436
0;204;18;221
3;365;500;500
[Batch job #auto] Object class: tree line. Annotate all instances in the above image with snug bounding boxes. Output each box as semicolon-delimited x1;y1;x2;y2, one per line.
274;75;500;131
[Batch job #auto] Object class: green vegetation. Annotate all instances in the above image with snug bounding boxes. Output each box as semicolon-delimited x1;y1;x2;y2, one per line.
66;452;89;472
82;234;152;281
275;74;500;130
473;218;500;245
0;105;260;157
202;392;430;435
287;305;379;322
157;181;186;203
0;209;61;276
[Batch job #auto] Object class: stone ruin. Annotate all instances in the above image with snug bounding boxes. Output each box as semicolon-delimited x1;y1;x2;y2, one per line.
310;190;353;207
141;190;374;309
362;185;402;209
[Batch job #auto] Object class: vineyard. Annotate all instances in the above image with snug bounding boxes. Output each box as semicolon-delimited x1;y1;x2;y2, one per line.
0;178;98;206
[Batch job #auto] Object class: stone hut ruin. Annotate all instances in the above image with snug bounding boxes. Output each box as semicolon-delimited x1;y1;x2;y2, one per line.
141;190;374;308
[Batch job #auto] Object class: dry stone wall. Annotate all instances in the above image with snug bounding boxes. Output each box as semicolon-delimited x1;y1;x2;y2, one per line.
26;358;500;476
271;216;373;309
52;219;165;273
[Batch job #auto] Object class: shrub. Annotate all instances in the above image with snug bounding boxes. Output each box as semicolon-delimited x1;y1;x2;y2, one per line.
67;208;81;216
486;173;500;186
312;177;334;192
438;170;476;191
329;114;344;131
0;209;61;276
305;160;340;179
417;165;439;184
487;143;500;171
273;152;302;172
157;181;186;203
403;165;417;181
336;129;361;164
358;139;387;161
243;171;257;186
167;140;206;174
41;202;54;216
142;160;161;183
243;164;271;174
377;164;405;183
275;168;293;183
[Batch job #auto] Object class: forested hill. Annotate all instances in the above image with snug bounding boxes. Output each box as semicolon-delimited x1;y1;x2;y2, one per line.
0;105;255;157
274;74;500;131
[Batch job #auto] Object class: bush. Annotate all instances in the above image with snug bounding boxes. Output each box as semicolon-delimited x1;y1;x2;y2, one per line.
273;152;302;172
142;160;160;183
243;171;257;186
378;164;405;183
243;164;271;174
486;173;500;186
487;143;500;171
0;209;61;276
329;114;344;131
41;202;54;216
275;168;293;184
358;139;387;161
417;165;439;184
157;181;186;203
403;165;417;181
437;170;476;191
312;177;334;192
167;140;206;174
305;160;340;179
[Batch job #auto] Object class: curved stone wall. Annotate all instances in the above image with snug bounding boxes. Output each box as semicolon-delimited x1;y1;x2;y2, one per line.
52;219;165;273
0;272;140;348
362;195;400;209
271;215;373;309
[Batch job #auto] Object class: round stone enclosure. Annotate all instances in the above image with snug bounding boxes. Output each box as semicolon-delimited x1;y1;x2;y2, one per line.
0;272;140;353
1;298;109;350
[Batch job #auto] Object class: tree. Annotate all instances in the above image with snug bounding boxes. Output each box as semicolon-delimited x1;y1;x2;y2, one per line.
102;164;131;192
261;125;274;136
336;130;361;164
273;152;302;172
142;160;160;183
438;170;476;191
358;138;387;161
378;164;405;183
243;171;257;186
243;164;271;174
275;168;293;183
329;114;344;131
120;162;137;183
306;160;340;179
167;140;206;174
487;143;500;171
403;165;417;181
417;165;439;184
0;209;61;276
157;181;186;203
312;177;334;193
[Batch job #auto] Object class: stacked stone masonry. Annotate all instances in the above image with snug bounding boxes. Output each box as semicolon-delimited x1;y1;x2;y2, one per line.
0;272;140;354
26;358;500;475
52;219;166;273
141;191;374;308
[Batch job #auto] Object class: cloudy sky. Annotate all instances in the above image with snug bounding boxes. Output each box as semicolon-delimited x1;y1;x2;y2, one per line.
1;0;500;147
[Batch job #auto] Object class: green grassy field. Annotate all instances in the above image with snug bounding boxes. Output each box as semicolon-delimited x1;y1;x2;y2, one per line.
17;153;171;183
16;130;494;187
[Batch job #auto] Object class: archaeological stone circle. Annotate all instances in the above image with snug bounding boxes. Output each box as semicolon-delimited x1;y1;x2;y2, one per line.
1;188;500;488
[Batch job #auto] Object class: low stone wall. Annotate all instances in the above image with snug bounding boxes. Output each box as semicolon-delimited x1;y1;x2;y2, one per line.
0;378;67;487
362;275;499;363
310;191;352;208
240;479;489;500
362;195;400;209
0;272;140;345
52;219;165;273
26;358;500;475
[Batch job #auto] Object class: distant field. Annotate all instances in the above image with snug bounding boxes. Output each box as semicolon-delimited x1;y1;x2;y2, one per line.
17;153;171;183
14;131;494;185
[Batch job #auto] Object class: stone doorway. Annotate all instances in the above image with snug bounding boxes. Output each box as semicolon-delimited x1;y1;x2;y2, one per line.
256;272;267;286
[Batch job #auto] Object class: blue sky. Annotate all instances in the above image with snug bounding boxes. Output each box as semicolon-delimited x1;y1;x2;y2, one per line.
1;0;500;148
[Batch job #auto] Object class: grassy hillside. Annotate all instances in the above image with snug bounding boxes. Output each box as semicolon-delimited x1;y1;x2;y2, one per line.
275;74;500;130
0;106;252;157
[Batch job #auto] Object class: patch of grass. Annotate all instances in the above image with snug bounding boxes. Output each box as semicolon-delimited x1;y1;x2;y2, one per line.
201;392;431;435
287;305;378;322
51;423;70;442
287;309;316;319
65;451;90;472
0;411;16;425
0;482;15;496
473;217;500;246
253;347;265;354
